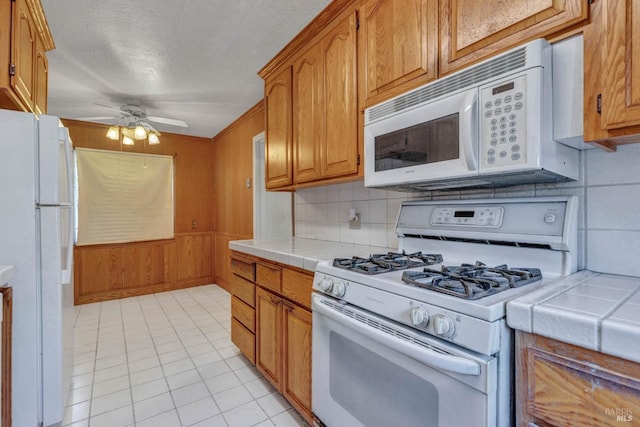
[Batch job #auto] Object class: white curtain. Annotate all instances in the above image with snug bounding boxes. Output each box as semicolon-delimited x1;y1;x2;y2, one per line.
75;148;174;246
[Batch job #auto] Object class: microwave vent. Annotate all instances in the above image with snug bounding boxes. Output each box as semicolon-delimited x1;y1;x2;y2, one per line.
367;46;527;122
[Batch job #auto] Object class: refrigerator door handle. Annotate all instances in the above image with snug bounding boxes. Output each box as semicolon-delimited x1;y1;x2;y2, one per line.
61;205;73;285
61;127;73;207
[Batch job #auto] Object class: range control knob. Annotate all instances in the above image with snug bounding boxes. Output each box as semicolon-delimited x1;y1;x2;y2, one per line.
433;315;455;337
409;307;429;327
332;281;346;298
320;277;333;293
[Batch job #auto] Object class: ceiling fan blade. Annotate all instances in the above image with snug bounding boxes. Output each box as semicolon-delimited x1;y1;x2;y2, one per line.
94;103;125;112
74;116;119;121
147;116;188;127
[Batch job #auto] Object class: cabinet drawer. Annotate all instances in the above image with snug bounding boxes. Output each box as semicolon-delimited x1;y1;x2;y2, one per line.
230;274;255;308
256;262;282;293
231;317;255;364
230;255;256;282
282;268;313;310
232;296;255;332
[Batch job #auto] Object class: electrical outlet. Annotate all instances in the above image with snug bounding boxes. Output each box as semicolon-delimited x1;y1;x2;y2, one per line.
349;213;361;229
191;220;197;229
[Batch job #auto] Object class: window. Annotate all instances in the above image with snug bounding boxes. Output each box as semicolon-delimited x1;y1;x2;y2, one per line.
75;148;174;246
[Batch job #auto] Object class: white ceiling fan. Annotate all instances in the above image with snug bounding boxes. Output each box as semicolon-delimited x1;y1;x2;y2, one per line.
75;99;188;145
76;99;188;129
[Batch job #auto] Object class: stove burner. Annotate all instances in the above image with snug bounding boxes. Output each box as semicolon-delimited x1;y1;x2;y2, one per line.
402;262;542;299
333;251;443;275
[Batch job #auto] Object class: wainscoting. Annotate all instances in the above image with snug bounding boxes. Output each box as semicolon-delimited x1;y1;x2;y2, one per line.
74;232;214;304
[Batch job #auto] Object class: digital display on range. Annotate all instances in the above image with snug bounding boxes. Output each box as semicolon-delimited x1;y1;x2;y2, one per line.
492;82;515;95
454;210;475;218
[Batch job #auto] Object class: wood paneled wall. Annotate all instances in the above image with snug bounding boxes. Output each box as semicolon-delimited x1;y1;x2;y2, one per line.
64;120;216;303
212;101;265;291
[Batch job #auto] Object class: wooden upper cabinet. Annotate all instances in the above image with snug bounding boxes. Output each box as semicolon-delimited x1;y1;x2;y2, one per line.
265;67;293;188
11;0;36;111
321;12;358;179
1;0;53;113
600;0;640;132
293;12;359;184
34;33;48;115
358;0;437;107
583;0;640;149
293;43;323;184
439;0;588;76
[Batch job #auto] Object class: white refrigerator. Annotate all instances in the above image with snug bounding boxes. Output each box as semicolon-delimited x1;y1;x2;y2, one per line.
0;109;74;427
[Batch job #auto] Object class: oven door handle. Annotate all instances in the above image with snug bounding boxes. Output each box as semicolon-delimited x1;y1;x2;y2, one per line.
313;299;481;376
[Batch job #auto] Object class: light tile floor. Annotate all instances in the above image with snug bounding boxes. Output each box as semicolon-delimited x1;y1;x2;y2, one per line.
63;285;309;427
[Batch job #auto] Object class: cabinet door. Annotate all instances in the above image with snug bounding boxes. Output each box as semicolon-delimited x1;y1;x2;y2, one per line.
358;0;437;107
282;302;312;421
255;287;282;389
293;43;323;184
34;33;48;115
516;332;640;426
321;13;358;179
11;0;36;111
439;0;588;76
265;67;293;188
600;0;640;131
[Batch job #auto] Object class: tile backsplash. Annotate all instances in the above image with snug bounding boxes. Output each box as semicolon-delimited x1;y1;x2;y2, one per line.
294;143;640;277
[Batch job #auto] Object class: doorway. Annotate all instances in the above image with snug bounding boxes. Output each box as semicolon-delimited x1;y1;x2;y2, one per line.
253;132;292;239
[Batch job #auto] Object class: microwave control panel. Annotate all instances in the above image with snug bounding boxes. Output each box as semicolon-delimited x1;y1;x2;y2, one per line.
431;207;504;227
480;74;528;169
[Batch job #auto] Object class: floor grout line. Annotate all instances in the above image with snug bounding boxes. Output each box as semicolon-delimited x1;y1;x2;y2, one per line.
64;285;307;427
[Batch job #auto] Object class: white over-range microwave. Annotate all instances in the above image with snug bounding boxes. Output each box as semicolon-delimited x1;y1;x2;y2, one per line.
364;39;579;191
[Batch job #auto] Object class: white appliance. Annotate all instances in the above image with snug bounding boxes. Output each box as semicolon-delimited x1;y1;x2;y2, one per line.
364;39;579;191
312;196;578;427
0;110;74;427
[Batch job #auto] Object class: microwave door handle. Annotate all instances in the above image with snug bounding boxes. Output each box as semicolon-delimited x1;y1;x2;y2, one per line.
460;90;478;171
313;298;481;376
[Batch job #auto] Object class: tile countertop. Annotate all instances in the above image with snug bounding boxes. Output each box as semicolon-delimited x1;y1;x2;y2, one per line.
0;265;13;285
507;270;640;364
229;237;395;272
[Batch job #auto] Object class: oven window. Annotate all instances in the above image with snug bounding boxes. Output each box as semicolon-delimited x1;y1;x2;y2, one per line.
329;331;439;427
374;114;460;172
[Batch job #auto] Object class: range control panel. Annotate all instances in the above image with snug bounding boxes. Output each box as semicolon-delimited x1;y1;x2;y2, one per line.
431;207;504;227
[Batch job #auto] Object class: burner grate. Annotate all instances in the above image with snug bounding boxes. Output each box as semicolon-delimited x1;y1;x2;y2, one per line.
402;262;542;299
333;251;443;275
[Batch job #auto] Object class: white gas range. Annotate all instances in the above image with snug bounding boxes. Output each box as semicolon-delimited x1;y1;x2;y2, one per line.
311;196;578;427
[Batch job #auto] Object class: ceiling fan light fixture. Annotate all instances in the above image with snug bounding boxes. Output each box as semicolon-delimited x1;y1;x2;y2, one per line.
122;135;135;146
106;126;120;140
148;132;160;145
121;127;136;139
134;125;147;140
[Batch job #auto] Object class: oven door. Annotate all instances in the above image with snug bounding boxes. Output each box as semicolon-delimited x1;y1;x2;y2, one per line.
364;87;479;189
312;294;497;427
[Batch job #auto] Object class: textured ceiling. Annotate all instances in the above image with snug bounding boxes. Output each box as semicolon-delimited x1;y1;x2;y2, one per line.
41;0;332;138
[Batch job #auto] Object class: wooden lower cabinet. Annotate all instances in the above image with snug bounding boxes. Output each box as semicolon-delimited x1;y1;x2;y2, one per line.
256;287;283;386
1;287;12;427
230;255;257;364
282;301;312;419
255;281;313;424
231;317;255;364
516;331;640;426
230;254;314;424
